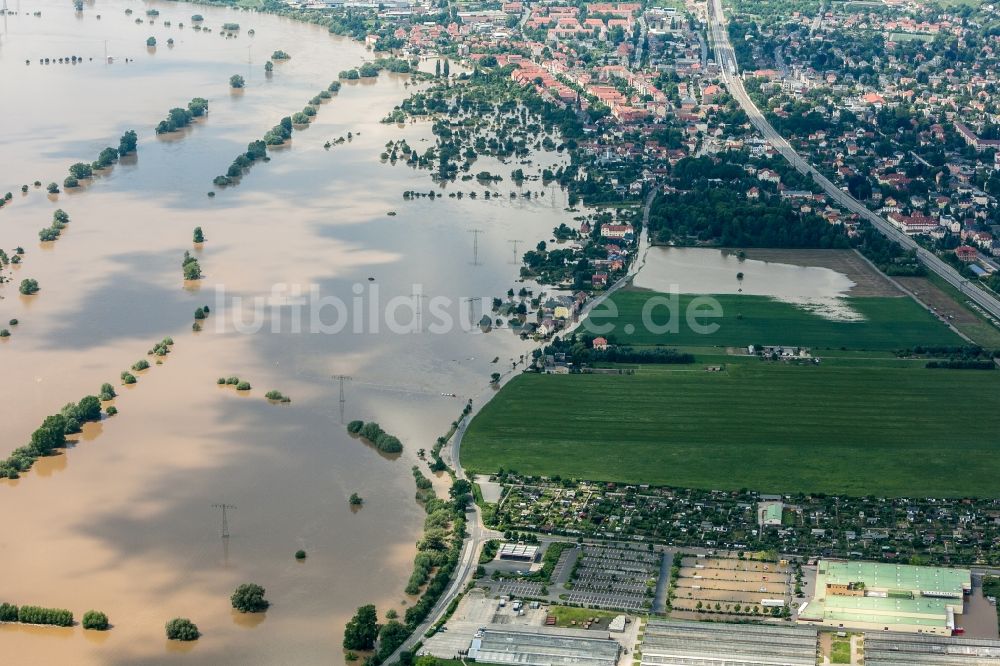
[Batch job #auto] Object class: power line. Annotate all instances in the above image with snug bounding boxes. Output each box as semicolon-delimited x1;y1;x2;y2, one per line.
211;503;236;539
466;296;482;328
333;374;351;423
468;229;483;266
508;239;523;265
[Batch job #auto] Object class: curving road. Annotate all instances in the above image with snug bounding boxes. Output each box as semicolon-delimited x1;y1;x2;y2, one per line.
707;0;1000;320
383;186;660;665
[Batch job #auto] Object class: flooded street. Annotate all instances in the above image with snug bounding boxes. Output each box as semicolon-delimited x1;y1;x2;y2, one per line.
634;247;865;320
0;1;577;663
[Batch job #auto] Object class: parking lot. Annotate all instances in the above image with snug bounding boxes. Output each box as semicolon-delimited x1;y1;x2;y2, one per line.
495;581;546;598
421;590;549;658
671;554;790;621
564;544;661;612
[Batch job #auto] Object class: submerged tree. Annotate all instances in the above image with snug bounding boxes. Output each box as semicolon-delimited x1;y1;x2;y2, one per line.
165;617;199;641
231;583;269;613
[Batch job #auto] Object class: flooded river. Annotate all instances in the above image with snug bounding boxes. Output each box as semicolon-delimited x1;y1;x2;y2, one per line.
0;1;576;663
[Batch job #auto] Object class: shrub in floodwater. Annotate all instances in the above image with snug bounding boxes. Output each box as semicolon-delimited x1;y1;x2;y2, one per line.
231;583;269;613
82;610;109;630
165;617;199;641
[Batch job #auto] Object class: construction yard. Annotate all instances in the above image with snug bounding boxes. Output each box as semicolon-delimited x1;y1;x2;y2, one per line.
670;553;792;622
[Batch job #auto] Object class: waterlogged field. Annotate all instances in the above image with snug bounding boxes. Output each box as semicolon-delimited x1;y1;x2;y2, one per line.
462;360;1000;497
596;289;963;351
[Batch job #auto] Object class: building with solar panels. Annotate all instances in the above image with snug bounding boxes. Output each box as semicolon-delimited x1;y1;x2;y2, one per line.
798;560;971;635
639;618;817;666
864;632;1000;665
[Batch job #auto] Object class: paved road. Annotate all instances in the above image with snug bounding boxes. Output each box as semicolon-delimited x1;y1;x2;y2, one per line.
707;0;1000;321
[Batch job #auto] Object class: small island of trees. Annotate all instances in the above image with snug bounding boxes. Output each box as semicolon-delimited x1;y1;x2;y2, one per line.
19;278;40;295
349;492;363;506
342;604;378;650
39;209;70;242
230;74;245;89
230;583;269;613
182;251;201;280
193;226;205;243
271;49;290;60
165;617;200;641
146;36;156;47
119;130;138;155
264;390;291;403
217;376;251;391
346;420;403;453
82;610;110;630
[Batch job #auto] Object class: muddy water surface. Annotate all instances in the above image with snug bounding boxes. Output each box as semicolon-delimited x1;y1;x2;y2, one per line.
0;1;576;663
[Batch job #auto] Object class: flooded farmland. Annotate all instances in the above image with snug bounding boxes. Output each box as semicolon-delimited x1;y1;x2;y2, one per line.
634;246;867;321
0;1;578;662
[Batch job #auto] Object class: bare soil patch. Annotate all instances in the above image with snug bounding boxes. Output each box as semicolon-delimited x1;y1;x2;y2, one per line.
895;277;980;325
736;249;901;297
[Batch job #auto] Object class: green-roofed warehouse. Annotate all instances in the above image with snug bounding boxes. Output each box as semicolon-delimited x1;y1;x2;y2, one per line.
798;560;971;636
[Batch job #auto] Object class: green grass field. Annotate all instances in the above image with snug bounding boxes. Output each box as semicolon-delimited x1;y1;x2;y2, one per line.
462;361;1000;497
598;290;963;351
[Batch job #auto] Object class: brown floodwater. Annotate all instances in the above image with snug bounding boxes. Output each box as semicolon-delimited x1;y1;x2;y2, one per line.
0;1;579;663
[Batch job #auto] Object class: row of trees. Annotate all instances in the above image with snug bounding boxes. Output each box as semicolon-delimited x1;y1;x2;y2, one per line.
155;98;208;134
0;604;74;627
212;77;337;188
346;421;403;453
0;390;107;478
39;209;70;242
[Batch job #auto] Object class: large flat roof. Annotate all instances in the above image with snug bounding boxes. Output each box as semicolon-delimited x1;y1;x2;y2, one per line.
800;560;970;632
817;560;971;595
865;632;1000;665
640;618;817;666
469;628;620;666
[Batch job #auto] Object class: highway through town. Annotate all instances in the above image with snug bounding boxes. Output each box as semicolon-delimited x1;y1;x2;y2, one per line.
707;0;1000;320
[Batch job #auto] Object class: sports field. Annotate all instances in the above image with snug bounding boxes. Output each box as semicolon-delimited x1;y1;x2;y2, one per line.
462;361;1000;497
598;290;963;350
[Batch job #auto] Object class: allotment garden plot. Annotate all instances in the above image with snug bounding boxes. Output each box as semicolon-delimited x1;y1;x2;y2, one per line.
670;554;791;622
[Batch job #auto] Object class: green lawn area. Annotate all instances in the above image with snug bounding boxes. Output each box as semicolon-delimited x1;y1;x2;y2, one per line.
598;290;963;351
830;636;852;664
547;606;622;628
462;361;1000;497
